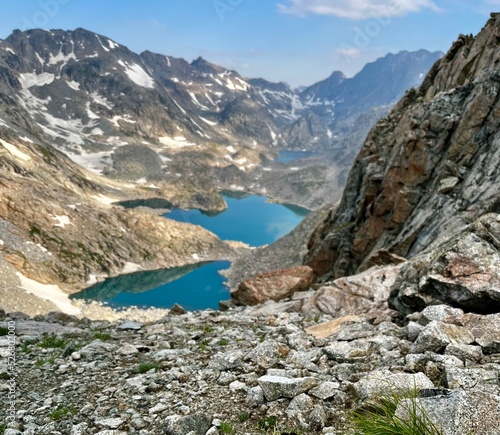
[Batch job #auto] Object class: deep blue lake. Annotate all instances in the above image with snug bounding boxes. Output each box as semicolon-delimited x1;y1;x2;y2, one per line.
72;193;309;311
276;150;317;164
166;192;309;247
71;261;231;311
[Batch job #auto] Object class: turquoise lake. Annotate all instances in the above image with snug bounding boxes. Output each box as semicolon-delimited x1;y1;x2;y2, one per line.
276;150;317;164
165;192;309;247
71;261;231;311
72;193;309;310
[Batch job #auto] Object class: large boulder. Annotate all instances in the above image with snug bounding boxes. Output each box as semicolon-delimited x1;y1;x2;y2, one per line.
301;264;402;318
461;312;500;354
411;391;500;435
389;214;500;315
354;370;434;399
231;266;313;306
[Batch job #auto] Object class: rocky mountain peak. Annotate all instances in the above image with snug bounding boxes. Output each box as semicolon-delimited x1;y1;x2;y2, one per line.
421;16;500;99
305;14;500;284
190;56;226;75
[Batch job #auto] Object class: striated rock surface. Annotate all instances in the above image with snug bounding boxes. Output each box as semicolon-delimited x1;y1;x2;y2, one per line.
301;264;402;319
389;213;500;315
231;266;313;306
415;391;500;435
305;15;500;282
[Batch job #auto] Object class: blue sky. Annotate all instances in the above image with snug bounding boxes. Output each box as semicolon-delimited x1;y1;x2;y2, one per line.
0;0;494;87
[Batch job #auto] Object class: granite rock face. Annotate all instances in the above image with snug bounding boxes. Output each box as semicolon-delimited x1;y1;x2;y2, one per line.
305;15;500;283
301;264;402;319
389;214;500;315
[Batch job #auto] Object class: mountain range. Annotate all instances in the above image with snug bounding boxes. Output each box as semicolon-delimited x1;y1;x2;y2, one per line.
0;28;441;186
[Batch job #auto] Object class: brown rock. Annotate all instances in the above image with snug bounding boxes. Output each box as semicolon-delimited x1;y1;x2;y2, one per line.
4;252;26;269
389;214;500;315
358;249;406;273
232;266;313;306
461;313;500;354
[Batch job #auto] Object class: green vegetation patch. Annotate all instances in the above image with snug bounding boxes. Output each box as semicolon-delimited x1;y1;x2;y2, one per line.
220;422;235;434
39;334;70;349
350;390;442;435
49;405;77;421
135;362;161;374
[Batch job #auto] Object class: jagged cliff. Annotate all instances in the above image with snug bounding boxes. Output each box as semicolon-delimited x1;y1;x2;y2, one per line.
305;14;500;282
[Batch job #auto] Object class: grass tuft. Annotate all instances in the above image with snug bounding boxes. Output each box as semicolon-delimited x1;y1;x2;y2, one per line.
49;405;77;421
220;422;235;434
350;390;442;435
93;332;112;341
39;334;70;349
135;362;161;374
0;327;9;336
258;416;278;432
238;412;250;423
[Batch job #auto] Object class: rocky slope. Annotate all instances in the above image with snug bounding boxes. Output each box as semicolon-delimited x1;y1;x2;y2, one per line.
1;294;498;435
0;127;234;316
305;15;500;282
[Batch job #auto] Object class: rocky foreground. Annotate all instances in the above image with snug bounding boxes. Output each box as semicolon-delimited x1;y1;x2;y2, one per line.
1;292;499;435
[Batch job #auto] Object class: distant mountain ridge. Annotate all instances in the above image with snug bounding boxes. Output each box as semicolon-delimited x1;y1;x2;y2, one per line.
0;28;442;178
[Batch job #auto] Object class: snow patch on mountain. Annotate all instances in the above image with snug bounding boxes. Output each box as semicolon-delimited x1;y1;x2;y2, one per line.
66;80;80;91
159;136;195;148
19;72;55;89
48;49;77;66
117;60;155;88
0;139;31;161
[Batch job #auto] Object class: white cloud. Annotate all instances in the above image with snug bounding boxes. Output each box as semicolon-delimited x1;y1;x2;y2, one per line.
277;0;442;19
335;47;362;58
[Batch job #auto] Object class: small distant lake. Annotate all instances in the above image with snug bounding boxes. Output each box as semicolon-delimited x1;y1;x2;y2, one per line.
276;150;317;164
166;192;310;247
73;193;309;311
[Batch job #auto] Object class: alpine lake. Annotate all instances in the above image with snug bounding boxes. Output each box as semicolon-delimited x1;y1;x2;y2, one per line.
71;190;310;311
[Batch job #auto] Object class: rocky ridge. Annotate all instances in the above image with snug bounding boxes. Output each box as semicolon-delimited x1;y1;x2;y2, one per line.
305;15;500;282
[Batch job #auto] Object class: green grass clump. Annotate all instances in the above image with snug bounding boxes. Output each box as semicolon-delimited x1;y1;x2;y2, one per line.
35;352;60;367
218;338;229;346
0;422;6;434
220;422;235;434
93;332;112;341
49;405;77;421
238;412;250;423
258;416;278;432
21;341;33;353
350;390;442;435
0;327;9;336
198;339;208;351
135;362;161;374
39;334;69;349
